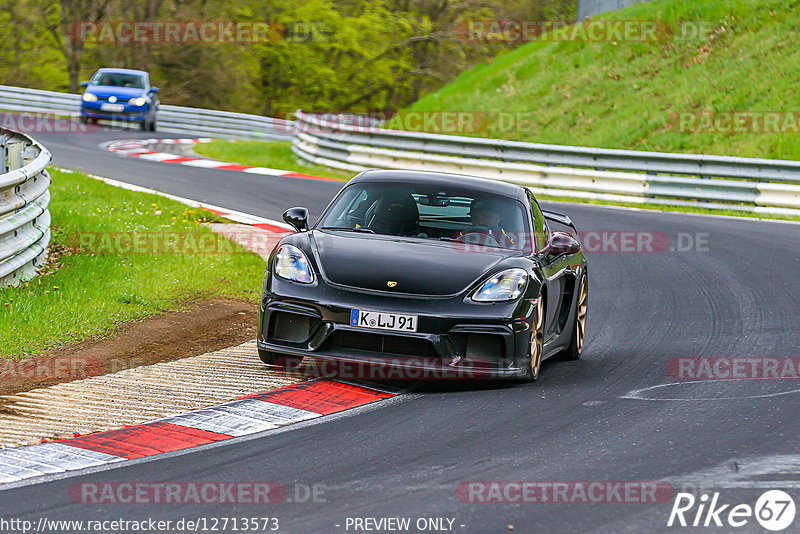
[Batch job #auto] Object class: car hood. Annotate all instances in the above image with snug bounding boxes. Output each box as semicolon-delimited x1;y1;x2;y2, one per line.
85;86;146;99
310;231;516;296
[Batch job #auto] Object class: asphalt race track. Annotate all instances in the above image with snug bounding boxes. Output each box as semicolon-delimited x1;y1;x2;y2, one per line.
34;126;343;222
5;125;800;533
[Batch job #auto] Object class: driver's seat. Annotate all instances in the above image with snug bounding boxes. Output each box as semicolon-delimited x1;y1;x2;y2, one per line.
368;192;420;236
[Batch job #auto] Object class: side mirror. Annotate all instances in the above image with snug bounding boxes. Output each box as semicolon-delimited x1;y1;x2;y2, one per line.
80;81;89;88
283;207;309;232
548;231;581;257
150;86;159;93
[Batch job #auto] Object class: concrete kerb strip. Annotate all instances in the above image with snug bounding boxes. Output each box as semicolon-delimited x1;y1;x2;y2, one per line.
0;369;402;486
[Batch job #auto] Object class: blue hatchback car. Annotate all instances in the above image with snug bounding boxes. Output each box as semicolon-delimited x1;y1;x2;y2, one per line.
80;68;160;131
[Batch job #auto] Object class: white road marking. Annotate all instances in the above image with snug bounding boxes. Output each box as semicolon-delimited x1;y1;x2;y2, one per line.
620;379;800;401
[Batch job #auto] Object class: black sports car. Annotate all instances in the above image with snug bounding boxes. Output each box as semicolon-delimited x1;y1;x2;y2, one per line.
257;170;587;381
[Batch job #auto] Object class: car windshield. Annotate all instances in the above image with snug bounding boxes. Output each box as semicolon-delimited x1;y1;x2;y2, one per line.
318;182;531;252
91;73;145;89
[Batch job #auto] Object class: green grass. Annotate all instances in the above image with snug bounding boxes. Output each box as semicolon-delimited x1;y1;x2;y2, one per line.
0;169;267;359
404;0;800;161
193;140;354;181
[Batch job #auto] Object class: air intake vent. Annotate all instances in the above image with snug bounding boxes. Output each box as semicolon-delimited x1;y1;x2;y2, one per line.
268;312;319;343
327;331;437;358
450;333;504;361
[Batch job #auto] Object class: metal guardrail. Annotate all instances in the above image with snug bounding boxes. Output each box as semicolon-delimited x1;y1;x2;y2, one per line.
0;129;52;287
0;85;292;141
292;111;800;217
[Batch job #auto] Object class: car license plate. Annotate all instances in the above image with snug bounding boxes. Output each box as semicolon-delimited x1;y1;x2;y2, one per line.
100;103;124;112
350;309;417;332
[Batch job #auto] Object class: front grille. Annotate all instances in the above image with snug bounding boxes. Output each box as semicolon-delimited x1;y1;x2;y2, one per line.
268;312;320;343
327;331;437;358
449;333;505;361
87;109;141;118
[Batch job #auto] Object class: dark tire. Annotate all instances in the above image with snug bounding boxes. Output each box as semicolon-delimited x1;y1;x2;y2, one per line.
79;115;88;124
560;272;588;361
258;349;303;369
149;117;157;132
523;295;545;382
140;118;149;131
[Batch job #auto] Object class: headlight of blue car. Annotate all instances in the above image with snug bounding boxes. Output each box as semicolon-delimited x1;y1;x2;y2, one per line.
129;97;147;107
82;93;97;102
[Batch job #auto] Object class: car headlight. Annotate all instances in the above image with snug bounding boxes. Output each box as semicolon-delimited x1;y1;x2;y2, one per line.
472;268;528;302
274;244;314;283
82;93;97;102
129;97;146;107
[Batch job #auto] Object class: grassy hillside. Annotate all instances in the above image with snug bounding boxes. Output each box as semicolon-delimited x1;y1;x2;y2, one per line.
406;0;800;160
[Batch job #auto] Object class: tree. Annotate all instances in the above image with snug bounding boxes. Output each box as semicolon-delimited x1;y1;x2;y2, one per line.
39;0;117;92
0;0;66;89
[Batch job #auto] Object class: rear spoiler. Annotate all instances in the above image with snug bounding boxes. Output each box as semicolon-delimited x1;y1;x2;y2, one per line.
542;209;575;230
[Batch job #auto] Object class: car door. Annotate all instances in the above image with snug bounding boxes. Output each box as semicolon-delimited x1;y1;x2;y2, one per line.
527;191;570;343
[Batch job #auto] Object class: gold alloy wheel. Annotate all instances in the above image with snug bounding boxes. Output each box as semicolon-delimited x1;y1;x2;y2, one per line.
576;275;588;354
530;297;545;380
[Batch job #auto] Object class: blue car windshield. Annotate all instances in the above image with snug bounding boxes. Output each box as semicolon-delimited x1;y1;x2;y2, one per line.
318;182;532;252
91;73;145;89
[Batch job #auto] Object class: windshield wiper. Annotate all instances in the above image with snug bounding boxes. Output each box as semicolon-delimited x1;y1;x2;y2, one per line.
320;226;375;233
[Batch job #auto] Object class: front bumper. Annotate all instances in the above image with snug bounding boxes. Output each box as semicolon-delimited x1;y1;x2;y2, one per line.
257;279;535;380
80;102;148;122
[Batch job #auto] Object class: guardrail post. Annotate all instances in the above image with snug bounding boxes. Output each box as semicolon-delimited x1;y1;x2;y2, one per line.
7;141;23;171
0;133;8;174
22;145;38;166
